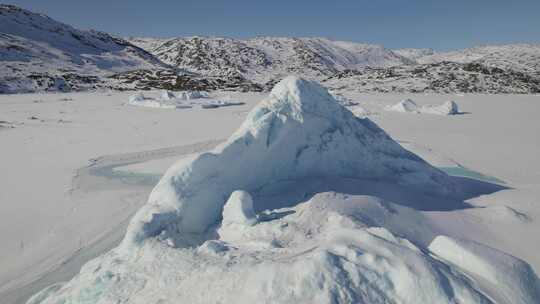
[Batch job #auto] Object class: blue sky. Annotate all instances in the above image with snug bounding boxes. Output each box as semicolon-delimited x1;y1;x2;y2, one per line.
5;0;540;50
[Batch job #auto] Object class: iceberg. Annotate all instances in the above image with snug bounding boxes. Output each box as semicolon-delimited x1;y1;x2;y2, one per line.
127;91;242;109
385;99;460;115
421;100;460;115
121;76;454;251
385;98;419;113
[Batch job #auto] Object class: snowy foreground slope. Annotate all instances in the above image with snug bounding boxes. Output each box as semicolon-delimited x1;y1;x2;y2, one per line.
28;77;540;304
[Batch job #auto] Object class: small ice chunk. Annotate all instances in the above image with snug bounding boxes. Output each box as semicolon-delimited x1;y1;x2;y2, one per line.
386;99;460;115
222;190;257;226
385;98;419;113
128;92;146;103
177;91;209;100
421;100;459;115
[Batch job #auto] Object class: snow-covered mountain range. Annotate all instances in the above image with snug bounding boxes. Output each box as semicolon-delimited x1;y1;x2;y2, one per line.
1;4;540;93
0;4;165;93
414;44;540;78
127;36;413;84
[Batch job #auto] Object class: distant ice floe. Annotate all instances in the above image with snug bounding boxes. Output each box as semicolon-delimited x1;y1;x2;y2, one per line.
127;90;244;109
385;99;460;115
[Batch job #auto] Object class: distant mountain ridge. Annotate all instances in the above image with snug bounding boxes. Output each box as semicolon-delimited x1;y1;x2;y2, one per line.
129;36;540;93
0;4;165;93
410;44;540;78
127;36;413;84
1;4;539;93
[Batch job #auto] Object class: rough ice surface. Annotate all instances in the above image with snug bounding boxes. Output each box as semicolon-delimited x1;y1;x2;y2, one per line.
429;236;540;304
28;193;540;304
385;99;460;115
28;77;540;304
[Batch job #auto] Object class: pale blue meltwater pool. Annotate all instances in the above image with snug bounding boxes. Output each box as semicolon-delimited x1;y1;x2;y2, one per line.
98;164;505;189
438;166;505;184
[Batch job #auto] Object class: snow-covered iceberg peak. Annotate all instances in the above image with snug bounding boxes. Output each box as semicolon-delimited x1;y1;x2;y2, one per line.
121;76;454;252
258;76;346;122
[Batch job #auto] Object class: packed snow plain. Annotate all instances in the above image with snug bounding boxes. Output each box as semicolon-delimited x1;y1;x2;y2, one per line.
1;78;540;303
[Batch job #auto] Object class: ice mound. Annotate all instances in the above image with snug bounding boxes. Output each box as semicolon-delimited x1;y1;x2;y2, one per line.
29;193;540;304
121;76;454;250
159;90;210;101
129;100;176;109
385;98;419;113
385;99;460;115
218;190;258;242
221;190;257;227
421;100;460;115
127;91;242;109
160;90;176;100
127;92;176;109
175;90;209;100
128;92;146;103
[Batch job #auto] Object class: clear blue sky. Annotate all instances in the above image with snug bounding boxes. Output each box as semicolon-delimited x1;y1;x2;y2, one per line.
5;0;540;50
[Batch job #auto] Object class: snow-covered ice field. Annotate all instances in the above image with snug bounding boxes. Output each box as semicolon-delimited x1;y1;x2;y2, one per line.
0;90;262;303
1;87;539;303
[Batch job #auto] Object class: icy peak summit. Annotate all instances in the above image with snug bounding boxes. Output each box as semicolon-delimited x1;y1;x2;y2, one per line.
122;76;454;250
254;76;345;122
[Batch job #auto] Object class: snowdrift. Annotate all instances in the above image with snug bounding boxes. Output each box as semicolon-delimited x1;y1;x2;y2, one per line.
127;90;243;109
385;99;460;115
28;77;539;304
